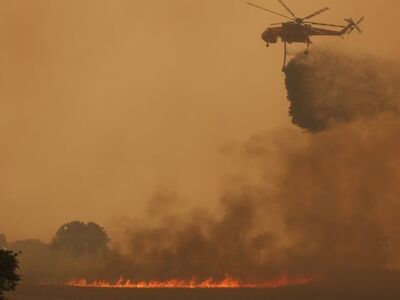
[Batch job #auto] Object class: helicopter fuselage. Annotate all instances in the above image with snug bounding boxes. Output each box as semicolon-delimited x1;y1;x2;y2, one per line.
262;22;312;44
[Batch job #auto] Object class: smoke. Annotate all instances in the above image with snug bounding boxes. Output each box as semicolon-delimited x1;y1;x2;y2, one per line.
119;120;400;279
119;190;283;280
8;49;400;283
270;116;400;272
116;49;400;279
273;49;400;272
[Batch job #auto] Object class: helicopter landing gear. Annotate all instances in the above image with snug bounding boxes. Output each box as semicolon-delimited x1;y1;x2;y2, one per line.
305;39;312;55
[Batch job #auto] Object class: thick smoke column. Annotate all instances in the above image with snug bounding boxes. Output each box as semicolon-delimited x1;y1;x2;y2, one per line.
271;49;400;273
120;191;283;280
285;49;400;132
118;49;400;279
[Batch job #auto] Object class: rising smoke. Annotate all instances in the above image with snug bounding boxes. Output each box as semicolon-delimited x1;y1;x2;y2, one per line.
120;189;283;280
11;49;400;283
271;49;400;272
112;49;400;280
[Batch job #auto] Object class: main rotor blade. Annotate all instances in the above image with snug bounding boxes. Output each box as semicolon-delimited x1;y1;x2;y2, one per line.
246;2;293;20
302;7;329;20
277;0;296;18
304;21;345;28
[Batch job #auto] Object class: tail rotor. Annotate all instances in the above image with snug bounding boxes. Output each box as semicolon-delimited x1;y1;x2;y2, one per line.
345;17;364;34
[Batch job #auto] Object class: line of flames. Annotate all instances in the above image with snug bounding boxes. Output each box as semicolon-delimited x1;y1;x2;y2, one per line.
66;274;316;289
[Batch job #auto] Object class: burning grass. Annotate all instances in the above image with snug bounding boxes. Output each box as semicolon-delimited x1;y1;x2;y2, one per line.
66;274;316;289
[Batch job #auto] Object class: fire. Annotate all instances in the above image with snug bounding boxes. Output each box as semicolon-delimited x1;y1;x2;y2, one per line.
66;274;316;289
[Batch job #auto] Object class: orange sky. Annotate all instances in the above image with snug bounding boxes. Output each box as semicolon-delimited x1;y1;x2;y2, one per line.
0;0;398;241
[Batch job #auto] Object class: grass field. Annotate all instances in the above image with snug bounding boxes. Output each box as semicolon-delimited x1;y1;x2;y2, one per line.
6;276;400;300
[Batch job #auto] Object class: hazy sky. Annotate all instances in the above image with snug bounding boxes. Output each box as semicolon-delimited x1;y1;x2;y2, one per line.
1;0;398;241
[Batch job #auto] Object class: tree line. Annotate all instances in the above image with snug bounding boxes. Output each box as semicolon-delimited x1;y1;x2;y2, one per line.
0;221;111;298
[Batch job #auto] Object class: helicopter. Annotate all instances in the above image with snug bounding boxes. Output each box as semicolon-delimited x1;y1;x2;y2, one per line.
247;0;364;70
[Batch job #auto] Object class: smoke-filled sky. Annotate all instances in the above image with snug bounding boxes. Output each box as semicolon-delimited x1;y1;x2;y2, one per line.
1;0;399;242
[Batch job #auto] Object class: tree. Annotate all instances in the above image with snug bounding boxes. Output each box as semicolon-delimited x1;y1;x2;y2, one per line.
51;221;109;256
0;250;20;299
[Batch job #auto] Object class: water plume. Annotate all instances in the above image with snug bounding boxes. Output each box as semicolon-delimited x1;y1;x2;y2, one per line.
285;49;400;132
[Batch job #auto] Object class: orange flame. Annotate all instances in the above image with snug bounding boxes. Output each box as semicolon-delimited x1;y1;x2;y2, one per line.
66;274;316;289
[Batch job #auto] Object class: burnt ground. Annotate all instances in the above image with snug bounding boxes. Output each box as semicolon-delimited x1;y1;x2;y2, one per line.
6;272;400;300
